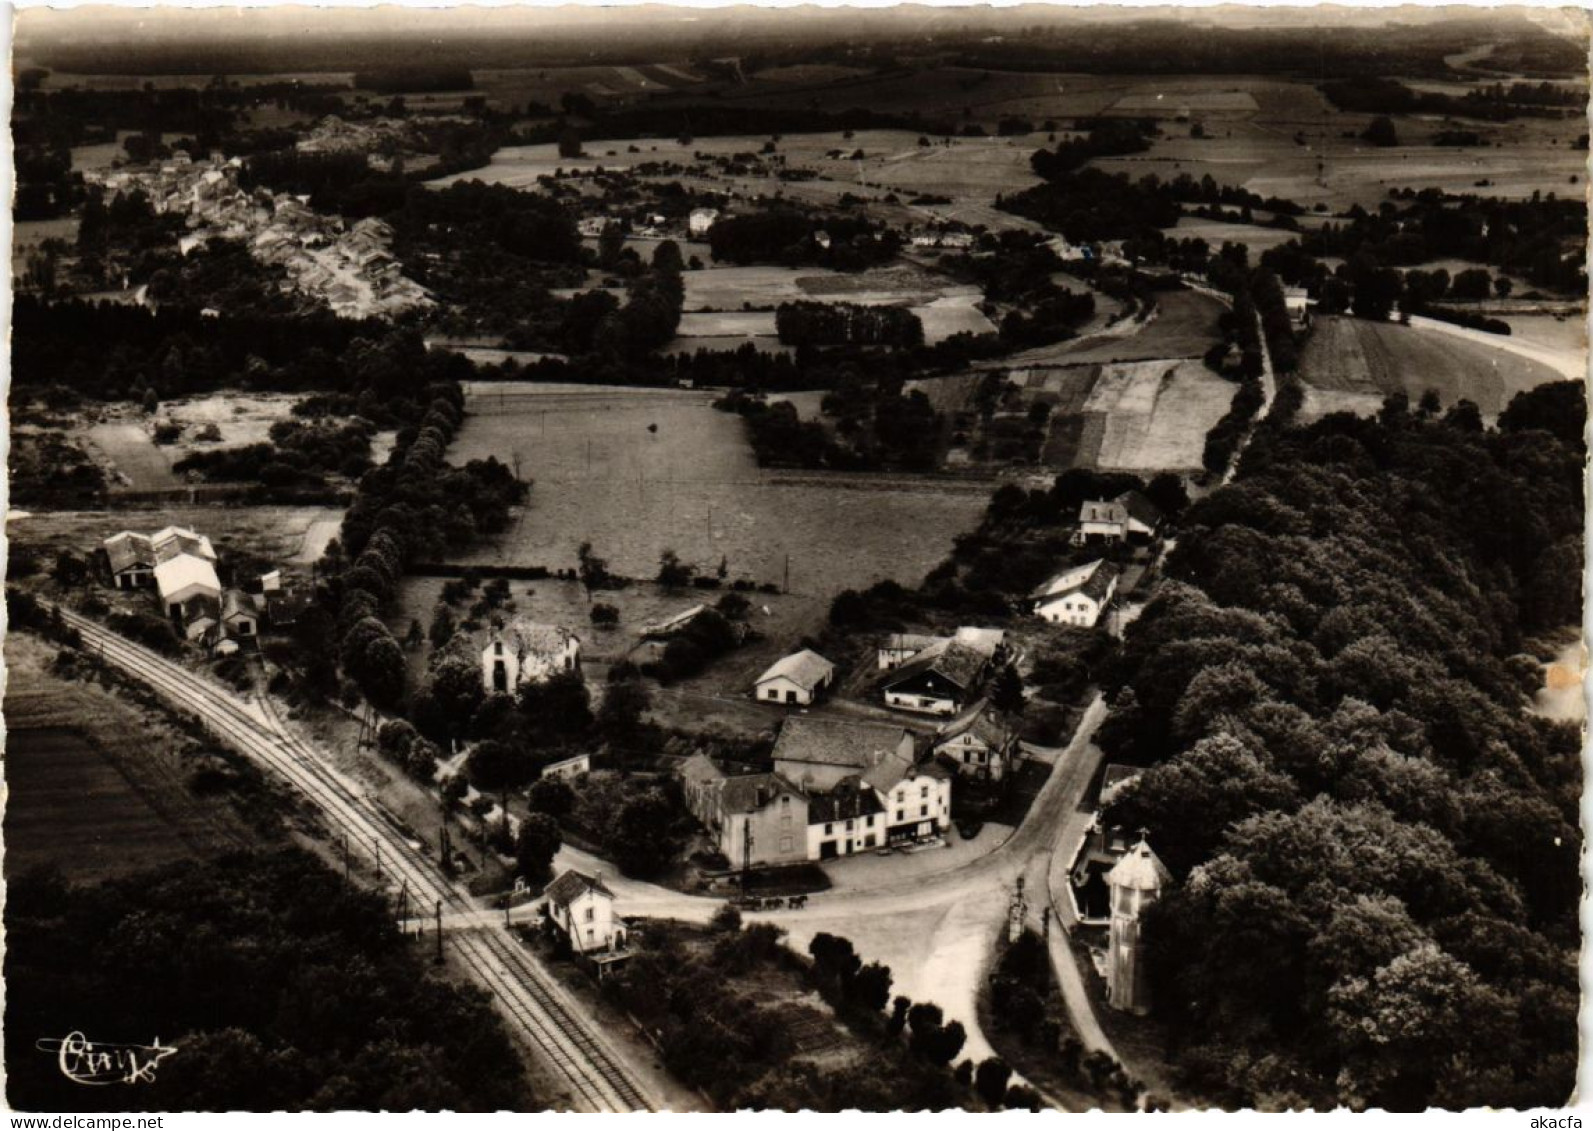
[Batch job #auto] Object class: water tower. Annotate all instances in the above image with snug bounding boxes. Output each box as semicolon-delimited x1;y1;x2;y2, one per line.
1106;837;1171;1016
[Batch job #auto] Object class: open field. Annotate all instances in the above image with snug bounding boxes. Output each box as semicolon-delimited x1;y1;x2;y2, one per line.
8;504;343;575
1082;360;1238;473
86;419;181;491
1173;215;1304;253
3;632;264;882
445;382;990;595
1297;314;1570;420
994;289;1224;370
1502;312;1588;359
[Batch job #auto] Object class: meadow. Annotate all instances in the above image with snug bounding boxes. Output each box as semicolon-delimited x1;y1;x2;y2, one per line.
1296;314;1570;420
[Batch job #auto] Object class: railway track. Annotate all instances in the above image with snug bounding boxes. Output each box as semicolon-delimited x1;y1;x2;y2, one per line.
56;607;654;1114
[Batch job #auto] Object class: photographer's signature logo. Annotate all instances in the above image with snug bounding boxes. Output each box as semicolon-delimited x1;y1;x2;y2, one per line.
36;1032;177;1085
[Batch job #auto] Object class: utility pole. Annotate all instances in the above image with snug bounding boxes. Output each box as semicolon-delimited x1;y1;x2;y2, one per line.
783;553;790;595
434;900;444;965
341;832;350;884
741;817;753;896
374;839;383;882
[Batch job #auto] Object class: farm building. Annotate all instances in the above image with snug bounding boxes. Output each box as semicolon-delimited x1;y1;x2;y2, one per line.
1033;560;1120;627
542;752;592;782
641;604;709;639
1074;491;1162;546
1283;287;1312;330
221;590;259;639
689;207;720;236
754;649;835;705
932;699;1019;782
481;620;581;694
155;554;222;620
543;870;629;975
102;532;156;590
177;593;221;642
150;525;217;563
772;716;918;792
881;639;989;716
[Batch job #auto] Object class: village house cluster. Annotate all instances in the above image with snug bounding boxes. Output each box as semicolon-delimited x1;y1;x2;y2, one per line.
99;524;304;652
88;151;432;319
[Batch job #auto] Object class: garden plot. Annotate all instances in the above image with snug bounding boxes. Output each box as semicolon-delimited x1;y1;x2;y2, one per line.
1081;359;1237;472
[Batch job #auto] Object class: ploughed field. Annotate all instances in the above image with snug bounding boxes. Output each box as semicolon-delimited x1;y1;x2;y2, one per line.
1296;314;1571;420
445;382;990;592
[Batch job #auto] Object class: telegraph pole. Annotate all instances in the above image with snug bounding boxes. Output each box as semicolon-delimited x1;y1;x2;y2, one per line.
434;900;444;965
341;832;350;884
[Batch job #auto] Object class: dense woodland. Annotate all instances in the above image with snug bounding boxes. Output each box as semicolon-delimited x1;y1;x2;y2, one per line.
1094;382;1583;1110
5;850;531;1111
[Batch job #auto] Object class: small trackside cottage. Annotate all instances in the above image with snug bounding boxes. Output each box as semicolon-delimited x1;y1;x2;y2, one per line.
932;698;1019;782
880;639;989;716
222;589;259;639
103;532;156;590
1032;560;1120;628
754;649;836;706
543;870;629;973
482;620;581;694
771;716;918;792
1075;491;1162;546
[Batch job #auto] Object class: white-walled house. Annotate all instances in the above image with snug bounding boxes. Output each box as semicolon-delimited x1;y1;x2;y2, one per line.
1033;560;1120;628
933;698;1019;782
689;207;720;236
482;620;581;694
155;554;222;619
754;649;835;706
807;779;887;860
544;870;628;959
1075;491;1162;546
869;752;953;844
880;640;988;716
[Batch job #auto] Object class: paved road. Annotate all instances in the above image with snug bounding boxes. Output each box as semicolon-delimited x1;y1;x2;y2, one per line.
55;607;657;1113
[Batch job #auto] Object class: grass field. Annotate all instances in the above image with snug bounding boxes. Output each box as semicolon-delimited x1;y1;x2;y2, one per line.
3;632;266;883
445;382;990;593
86;419;181;491
997;289;1223;369
1297;314;1570;419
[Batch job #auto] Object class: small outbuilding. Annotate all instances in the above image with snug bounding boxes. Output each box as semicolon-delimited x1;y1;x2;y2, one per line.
754;649;835;706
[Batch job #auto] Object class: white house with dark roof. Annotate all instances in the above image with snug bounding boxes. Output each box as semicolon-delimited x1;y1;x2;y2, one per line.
866;747;953;844
807;778;886;859
753;649;835;705
1033;560;1120;628
543;870;628;964
880;639;989;716
482;619;581;694
933;698;1019;782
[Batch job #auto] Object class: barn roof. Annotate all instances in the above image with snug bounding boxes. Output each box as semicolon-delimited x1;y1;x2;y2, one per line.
756;649;834;692
154;554;221;601
881;639;987;694
103;531;154;574
773;716;912;770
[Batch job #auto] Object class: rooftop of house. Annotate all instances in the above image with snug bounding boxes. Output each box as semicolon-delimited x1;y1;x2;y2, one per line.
756;648;835;692
868;749;952;794
881;639;988;693
544;869;615;907
221;589;256;620
952;626;1006;658
151;525;217;561
1116;489;1163;529
1032;559;1105;600
1037;561;1120;607
808;780;885;824
772;716;914;770
882;632;945;654
154;554;221;600
494;619;579;658
935;698;1013;749
103;531;154;574
719;772;805;815
678;752;728;791
180;592;222;623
